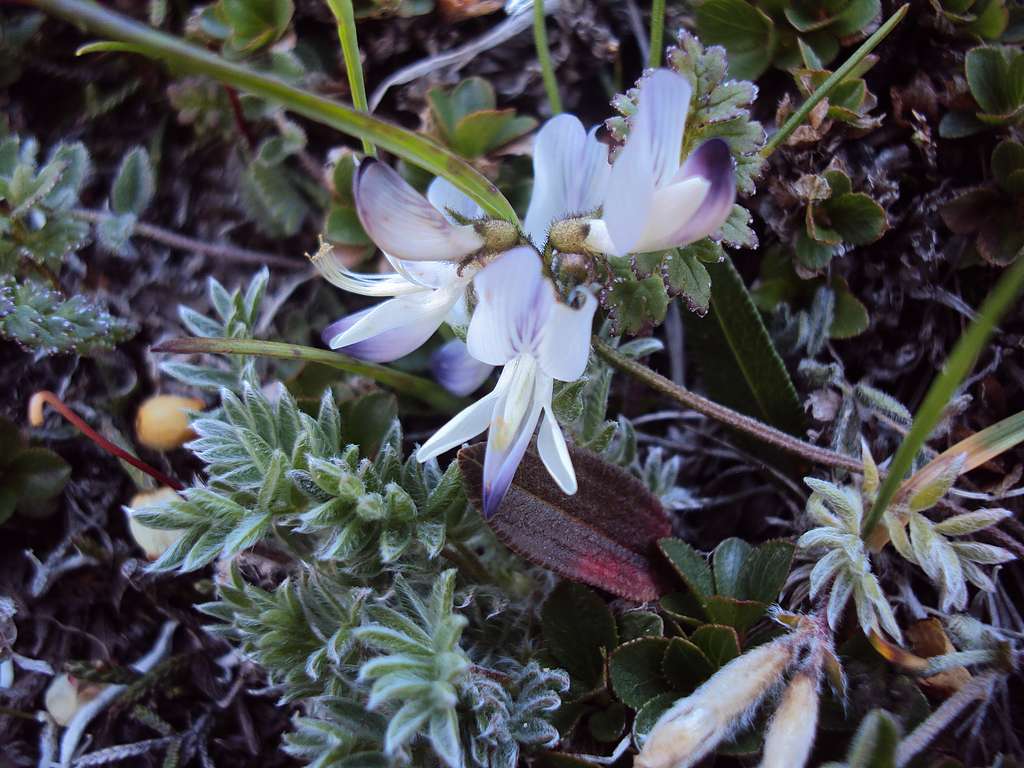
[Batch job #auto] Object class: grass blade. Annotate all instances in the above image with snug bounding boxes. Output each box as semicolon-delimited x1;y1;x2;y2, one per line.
31;0;516;221
325;0;375;157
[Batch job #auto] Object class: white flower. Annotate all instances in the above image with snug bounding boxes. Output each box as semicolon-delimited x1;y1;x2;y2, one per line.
585;68;737;257
315;161;488;363
523;113;610;245
416;246;597;516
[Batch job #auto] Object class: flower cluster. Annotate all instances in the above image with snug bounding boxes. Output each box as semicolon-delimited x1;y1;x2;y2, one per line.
312;68;737;514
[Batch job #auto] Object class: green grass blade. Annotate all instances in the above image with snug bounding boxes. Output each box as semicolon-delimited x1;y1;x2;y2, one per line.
152;337;467;413
864;255;1024;536
34;0;516;221
533;0;562;114
649;0;666;68
325;0;375;157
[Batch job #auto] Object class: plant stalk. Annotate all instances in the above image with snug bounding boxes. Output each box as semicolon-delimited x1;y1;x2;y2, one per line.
533;0;562;114
152;337;467;414
592;338;864;473
29;0;516;221
648;0;666;68
325;0;375;157
761;4;908;157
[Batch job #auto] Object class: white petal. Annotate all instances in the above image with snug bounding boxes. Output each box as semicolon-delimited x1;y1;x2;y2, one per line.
666;138;737;247
600;69;693;256
634;69;692;187
385;253;460;290
482;357;543;517
322;306;438;362
523;115;610;245
312;247;425;297
466;246;550;366
416;390;498;462
536;288;596;382
325;286;461;351
431;340;494;396
355;160;483;262
632;176;710;253
538;404;577;496
427;177;485;223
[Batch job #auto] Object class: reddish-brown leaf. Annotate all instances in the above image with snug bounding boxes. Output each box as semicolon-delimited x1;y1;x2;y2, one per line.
458;443;672;601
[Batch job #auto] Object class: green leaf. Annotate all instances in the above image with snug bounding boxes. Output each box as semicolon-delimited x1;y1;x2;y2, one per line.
831;282;870;339
795;229;838;272
702;595;766;632
609;638;672;709
965;45;1023;116
658;538;713;600
607;275;670;336
695;0;777;80
737;539;795;603
712;537;752;597
665;249;712;315
450;110;536;158
831;0;882;36
110;146;154;215
340;392;398;458
618;611;665;642
685;256;805;438
992;139;1024;196
689;624;740;668
219;0;293;53
844;709;901;768
6;447;71;507
662;637;715;693
541;582;618;692
588;702;628;742
823;192;888;245
631;692;680;746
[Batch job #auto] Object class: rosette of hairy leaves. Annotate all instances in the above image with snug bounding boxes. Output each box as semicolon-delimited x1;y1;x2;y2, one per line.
199;565;366;700
291;424;465;572
354;570;470;768
884;458;1015;611
283;699;389;768
462;662;567;768
162;269;269;391
798;476;902;641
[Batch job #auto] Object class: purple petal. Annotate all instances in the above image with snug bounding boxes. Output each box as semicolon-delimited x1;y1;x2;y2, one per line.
322;308;438;363
354;159;483;262
431;340;494;396
667;138;736;246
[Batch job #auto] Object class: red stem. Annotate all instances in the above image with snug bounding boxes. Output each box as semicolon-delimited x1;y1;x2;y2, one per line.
28;391;185;491
224;86;256;150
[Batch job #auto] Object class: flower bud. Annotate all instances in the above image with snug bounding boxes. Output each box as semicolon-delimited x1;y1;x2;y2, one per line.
44;673;104;726
135;395;204;451
474;219;520;254
126;487;184;560
636;639;793;768
547;217;593;254
759;671;819;768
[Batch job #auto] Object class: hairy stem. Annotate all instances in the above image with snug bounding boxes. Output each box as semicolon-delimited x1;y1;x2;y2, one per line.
151;337;467;414
648;0;666;68
71;208;301;270
533;0;562;114
325;0;375;157
592;338;863;473
761;4;908;157
28;391;185;491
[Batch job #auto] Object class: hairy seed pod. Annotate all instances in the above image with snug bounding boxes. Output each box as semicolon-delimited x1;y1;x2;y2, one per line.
135;395;203;451
759;671;819;768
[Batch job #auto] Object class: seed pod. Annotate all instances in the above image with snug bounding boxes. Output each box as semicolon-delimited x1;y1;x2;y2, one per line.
135;395;203;451
759;671;819;768
44;674;104;726
127;487;184;560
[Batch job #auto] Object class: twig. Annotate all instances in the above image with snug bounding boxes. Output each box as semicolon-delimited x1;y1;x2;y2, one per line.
593;337;865;474
28;391;184;491
70;208;301;270
533;0;562;114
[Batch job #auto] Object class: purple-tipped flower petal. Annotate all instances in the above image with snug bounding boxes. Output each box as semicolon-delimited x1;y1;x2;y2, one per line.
354;159;484;262
431;340;494;396
666;138;736;246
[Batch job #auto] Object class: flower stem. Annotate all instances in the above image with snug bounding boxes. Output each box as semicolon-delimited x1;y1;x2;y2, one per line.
151;337;468;414
28;391;185;491
862;253;1024;538
533;0;562;114
648;0;666;68
70;209;301;269
28;0;517;222
325;0;375;157
592;337;863;473
761;4;908;158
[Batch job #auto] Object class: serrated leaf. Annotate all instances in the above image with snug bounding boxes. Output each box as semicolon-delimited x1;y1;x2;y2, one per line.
661;637;715;693
737;539;795;603
608;637;672;709
658;538;713;600
689;624;740;668
541;581;617;692
111;147;155;216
